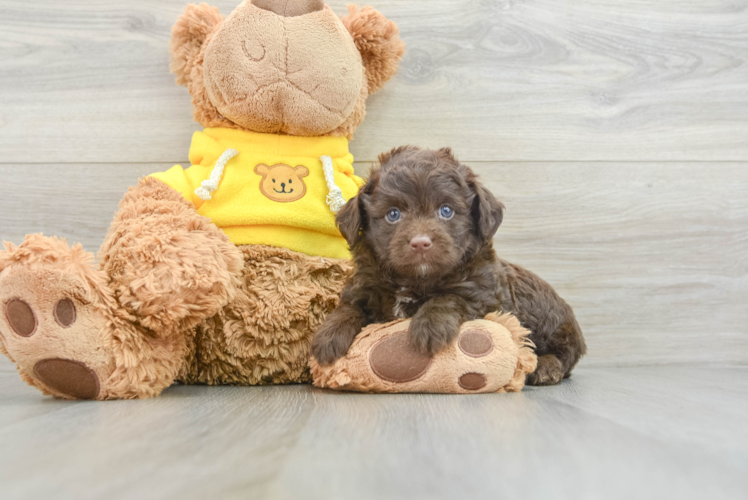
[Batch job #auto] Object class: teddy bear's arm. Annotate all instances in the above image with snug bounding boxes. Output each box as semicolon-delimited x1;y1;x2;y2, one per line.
97;177;244;334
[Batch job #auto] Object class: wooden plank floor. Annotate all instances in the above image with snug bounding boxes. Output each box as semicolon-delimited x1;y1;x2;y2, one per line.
1;356;746;500
1;0;747;498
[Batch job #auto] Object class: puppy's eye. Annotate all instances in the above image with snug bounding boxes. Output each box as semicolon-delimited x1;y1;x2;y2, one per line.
272;179;276;183
386;208;401;223
439;204;454;220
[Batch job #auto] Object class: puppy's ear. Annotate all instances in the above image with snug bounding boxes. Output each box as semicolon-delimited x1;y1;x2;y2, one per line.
341;5;405;94
337;193;368;248
469;177;505;244
337;168;380;247
170;3;224;86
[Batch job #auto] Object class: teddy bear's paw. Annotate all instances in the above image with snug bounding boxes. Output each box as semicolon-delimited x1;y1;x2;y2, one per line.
0;237;117;399
311;314;537;394
366;320;516;393
368;328;433;383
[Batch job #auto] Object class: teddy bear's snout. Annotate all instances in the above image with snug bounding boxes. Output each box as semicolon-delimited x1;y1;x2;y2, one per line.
203;0;363;136
252;0;324;17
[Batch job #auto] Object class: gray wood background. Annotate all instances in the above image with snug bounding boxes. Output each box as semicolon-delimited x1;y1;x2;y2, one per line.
2;0;746;367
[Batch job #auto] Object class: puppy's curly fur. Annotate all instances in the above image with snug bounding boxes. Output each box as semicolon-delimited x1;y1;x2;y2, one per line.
312;146;586;385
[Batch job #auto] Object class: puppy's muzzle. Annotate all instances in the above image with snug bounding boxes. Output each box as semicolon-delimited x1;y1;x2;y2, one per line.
410;235;433;252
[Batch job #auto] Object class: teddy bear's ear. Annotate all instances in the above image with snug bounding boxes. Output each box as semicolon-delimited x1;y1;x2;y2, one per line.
294;165;310;178
170;3;224;86
340;5;405;95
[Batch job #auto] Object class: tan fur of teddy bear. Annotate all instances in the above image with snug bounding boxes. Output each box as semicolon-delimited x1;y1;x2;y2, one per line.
311;312;538;394
0;0;404;399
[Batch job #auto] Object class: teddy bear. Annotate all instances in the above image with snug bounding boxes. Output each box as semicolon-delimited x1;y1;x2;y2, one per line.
0;0;405;400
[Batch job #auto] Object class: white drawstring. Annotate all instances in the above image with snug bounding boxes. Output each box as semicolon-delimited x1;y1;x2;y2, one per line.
195;150;347;211
194;148;239;200
321;155;346;213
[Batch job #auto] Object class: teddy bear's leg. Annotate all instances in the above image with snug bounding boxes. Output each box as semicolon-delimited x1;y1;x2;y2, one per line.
310;313;538;394
0;235;133;398
0;178;244;399
0;233;201;400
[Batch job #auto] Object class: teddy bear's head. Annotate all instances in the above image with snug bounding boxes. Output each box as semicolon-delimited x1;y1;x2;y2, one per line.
170;0;405;138
253;162;310;202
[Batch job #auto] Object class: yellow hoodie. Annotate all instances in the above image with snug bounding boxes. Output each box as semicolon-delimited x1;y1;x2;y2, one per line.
149;128;363;259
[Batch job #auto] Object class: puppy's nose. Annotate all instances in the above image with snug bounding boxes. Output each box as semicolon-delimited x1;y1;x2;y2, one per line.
252;0;324;17
410;235;433;252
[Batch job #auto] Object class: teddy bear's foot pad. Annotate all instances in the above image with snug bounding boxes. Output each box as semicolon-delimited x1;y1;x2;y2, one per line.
311;312;538;394
0;237;116;399
6;296;99;398
368;330;432;382
33;358;101;400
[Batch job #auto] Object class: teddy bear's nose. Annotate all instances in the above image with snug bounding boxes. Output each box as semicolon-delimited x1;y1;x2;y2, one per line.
252;0;324;17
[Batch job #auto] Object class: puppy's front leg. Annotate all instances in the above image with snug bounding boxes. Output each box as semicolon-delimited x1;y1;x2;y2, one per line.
311;303;366;365
409;295;466;356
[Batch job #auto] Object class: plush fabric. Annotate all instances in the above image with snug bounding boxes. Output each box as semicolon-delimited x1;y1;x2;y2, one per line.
0;235;120;399
310;313;538;394
0;0;404;400
341;5;405;95
170;1;405;139
0;192;351;399
203;2;365;136
183;244;352;385
150;128;363;258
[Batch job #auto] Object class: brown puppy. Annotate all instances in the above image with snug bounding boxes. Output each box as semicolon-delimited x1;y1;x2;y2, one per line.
311;146;586;385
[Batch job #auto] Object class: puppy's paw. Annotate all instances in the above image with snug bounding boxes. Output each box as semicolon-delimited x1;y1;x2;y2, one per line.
526;354;564;386
311;321;359;366
408;312;460;356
